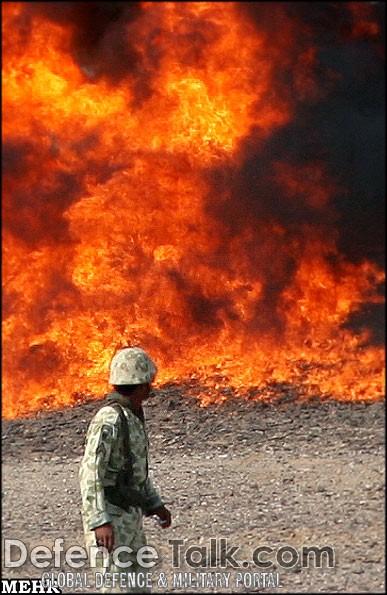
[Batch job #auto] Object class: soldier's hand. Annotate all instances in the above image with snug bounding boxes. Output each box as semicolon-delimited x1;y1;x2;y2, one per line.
94;523;115;552
150;506;172;528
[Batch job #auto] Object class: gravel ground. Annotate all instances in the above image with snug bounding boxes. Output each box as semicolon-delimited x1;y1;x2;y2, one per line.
1;386;385;593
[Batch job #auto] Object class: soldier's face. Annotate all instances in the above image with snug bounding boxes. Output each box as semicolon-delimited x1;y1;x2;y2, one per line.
132;383;153;403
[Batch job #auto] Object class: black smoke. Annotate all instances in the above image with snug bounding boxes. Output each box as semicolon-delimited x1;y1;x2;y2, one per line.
19;2;143;84
203;2;385;342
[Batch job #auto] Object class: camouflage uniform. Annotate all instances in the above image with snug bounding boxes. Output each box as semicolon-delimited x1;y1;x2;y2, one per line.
79;393;164;593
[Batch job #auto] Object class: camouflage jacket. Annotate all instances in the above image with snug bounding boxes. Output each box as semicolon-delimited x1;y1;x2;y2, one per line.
79;393;164;530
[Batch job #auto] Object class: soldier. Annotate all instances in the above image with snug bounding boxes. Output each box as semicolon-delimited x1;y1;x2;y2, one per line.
79;346;171;593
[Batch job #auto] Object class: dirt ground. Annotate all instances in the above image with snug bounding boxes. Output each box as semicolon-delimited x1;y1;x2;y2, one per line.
1;386;385;593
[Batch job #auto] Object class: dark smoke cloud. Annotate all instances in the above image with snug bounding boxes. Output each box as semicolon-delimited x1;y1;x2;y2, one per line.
14;2;145;86
233;1;385;266
204;2;385;340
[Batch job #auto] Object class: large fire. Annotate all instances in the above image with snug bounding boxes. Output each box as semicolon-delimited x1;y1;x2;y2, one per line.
2;2;385;419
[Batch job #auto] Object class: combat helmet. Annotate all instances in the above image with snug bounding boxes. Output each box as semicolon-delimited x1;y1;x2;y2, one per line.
109;346;157;385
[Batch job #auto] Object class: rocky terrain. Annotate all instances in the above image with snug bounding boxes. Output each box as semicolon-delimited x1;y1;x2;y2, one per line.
2;385;385;593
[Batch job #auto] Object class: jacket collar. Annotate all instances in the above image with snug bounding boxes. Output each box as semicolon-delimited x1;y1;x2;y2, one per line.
105;390;145;422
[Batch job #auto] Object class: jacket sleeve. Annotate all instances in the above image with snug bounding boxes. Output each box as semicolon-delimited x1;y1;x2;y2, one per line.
142;476;165;513
79;409;118;530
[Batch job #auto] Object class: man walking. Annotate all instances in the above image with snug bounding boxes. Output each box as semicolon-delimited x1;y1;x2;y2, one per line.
79;346;171;593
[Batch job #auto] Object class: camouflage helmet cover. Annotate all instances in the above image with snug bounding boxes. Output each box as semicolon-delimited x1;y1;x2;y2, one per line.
109;347;157;385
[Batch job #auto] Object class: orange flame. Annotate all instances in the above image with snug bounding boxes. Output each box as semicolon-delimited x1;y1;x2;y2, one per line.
2;2;385;418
